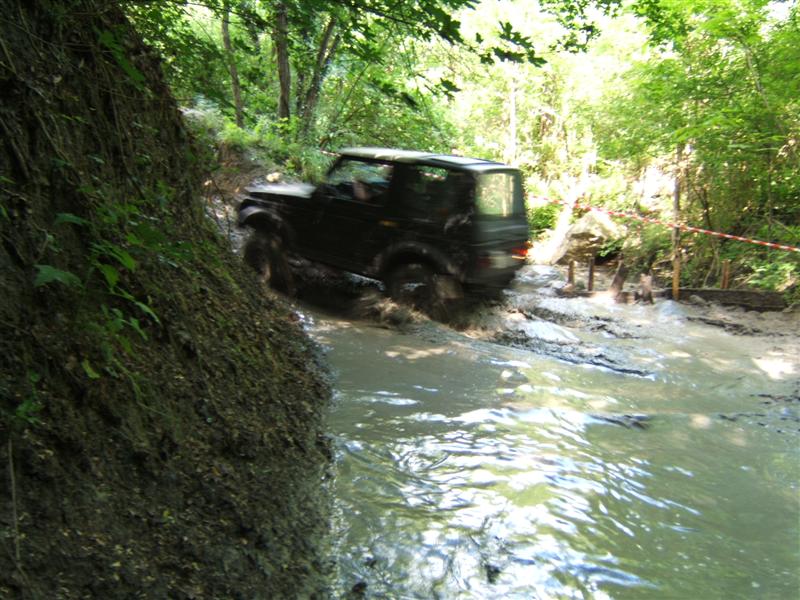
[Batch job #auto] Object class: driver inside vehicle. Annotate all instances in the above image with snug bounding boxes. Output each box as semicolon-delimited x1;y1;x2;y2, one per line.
352;179;373;202
351;163;393;203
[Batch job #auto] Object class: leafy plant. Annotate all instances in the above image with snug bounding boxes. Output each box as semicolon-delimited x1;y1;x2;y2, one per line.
598;237;624;258
16;371;43;427
527;203;560;238
34;265;82;288
746;260;798;292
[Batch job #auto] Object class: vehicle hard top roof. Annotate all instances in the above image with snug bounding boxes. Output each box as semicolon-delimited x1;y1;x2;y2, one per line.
338;147;514;172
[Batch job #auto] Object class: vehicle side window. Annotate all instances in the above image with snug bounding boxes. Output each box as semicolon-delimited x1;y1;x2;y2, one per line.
405;166;464;216
327;159;393;204
475;172;522;216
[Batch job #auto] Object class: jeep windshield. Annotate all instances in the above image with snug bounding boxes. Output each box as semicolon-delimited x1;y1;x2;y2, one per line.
475;172;523;217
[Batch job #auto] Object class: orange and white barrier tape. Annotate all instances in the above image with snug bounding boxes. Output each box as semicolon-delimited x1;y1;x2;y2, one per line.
537;197;800;253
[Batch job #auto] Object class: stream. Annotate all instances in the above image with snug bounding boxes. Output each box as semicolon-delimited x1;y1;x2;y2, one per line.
302;266;799;599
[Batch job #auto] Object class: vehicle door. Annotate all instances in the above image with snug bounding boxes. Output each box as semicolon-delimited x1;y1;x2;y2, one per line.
311;158;397;272
469;169;530;274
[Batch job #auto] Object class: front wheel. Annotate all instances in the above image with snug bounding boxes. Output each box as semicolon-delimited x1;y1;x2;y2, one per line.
385;263;462;321
243;231;294;294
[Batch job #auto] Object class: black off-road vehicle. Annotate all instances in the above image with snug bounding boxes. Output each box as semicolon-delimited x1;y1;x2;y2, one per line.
238;147;530;315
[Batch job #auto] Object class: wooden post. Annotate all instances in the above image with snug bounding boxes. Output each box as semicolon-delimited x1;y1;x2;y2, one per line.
671;143;683;303
587;257;595;292
568;260;575;286
672;257;681;301
721;260;731;289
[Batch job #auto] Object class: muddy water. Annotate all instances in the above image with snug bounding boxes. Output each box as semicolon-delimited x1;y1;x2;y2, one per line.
306;272;799;598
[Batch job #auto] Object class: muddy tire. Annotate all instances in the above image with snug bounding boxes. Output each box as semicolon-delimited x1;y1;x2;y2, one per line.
386;263;462;321
243;231;294;294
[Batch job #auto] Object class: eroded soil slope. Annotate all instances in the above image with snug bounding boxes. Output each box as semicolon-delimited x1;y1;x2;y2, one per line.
0;1;331;597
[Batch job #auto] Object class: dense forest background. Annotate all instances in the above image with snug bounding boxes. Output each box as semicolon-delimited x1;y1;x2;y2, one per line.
130;0;800;302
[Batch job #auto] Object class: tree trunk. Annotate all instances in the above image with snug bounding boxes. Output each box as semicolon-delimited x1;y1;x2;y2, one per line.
294;68;306;118
221;3;244;128
300;17;339;136
274;2;291;121
698;185;713;231
505;74;517;164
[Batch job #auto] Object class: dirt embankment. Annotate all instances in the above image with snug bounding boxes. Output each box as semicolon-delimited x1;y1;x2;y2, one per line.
1;2;331;597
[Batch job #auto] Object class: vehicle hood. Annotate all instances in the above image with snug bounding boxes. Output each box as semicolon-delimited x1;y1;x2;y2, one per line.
246;182;315;200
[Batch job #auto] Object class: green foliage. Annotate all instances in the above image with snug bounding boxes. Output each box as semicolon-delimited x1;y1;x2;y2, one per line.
182;104;333;179
527;203;560;238
128;4;230;108
623;223;672;271
81;359;101;380
128;0;646;155
34;265;82;288
98;28;146;89
286;146;333;182
219;120;263;149
16;371;43;427
584;168;640;211
1;370;43;430
598;237;624;258
55;212;90;226
27;198;171;400
583;0;800;296
715;224;800;302
128;0;798;302
314;60;457;153
125;0;546;144
747;260;798;292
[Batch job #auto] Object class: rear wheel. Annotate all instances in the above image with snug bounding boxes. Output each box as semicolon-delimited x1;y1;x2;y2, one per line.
386;263;462;321
243;231;294;294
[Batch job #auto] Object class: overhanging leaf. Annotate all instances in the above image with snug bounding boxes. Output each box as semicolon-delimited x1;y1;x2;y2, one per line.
34;265;82;288
55;213;90;226
97;263;120;289
109;247;137;271
98;29;146;88
133;300;160;324
81;359;101;380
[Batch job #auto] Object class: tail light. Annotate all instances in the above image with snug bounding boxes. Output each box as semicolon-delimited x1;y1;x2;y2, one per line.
512;242;530;260
477;243;530;270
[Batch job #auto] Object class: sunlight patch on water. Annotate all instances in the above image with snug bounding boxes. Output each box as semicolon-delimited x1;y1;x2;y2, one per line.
753;355;796;379
385;345;451;361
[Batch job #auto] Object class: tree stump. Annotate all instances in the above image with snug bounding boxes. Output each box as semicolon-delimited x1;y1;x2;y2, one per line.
609;261;628;303
635;273;654;304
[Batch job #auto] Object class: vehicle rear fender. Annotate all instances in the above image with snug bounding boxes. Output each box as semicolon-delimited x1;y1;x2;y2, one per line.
375;242;460;281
